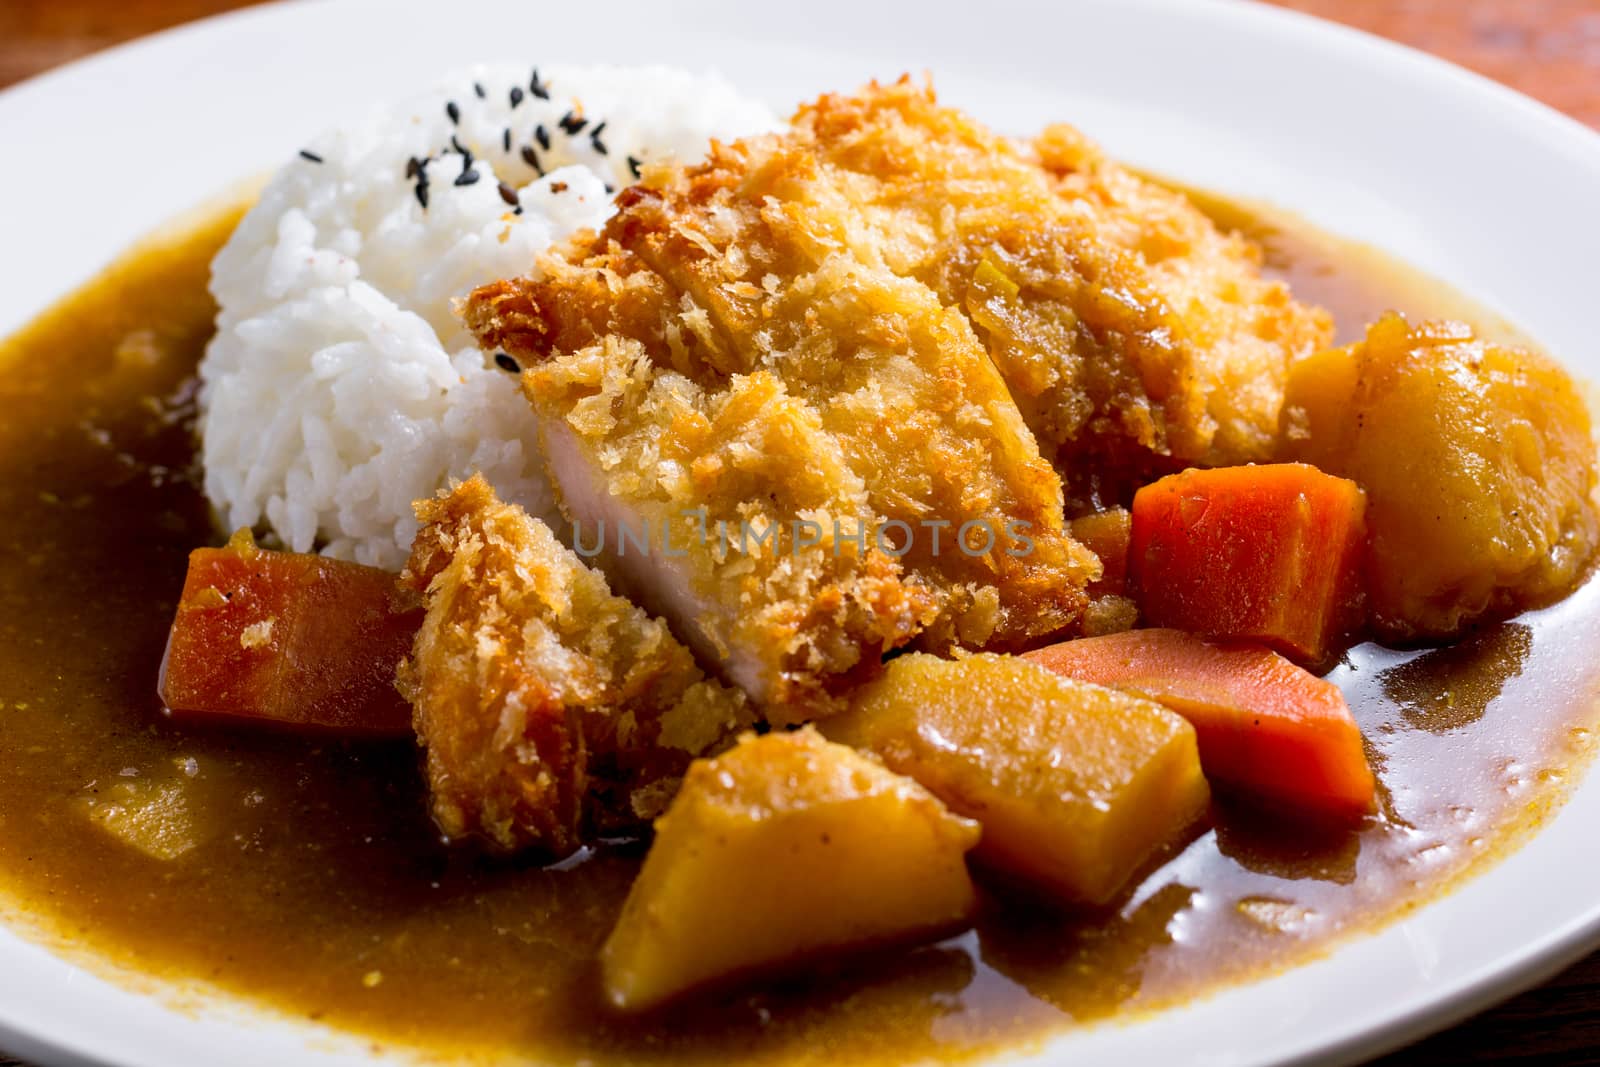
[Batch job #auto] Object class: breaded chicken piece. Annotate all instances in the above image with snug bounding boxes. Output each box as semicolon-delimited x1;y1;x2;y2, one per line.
601;158;1096;646
791;80;1332;493
467;126;1100;718
1034;124;1330;472
396;475;752;854
518;333;938;722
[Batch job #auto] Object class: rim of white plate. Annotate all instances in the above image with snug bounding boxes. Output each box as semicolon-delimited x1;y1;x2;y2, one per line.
2;2;1600;1066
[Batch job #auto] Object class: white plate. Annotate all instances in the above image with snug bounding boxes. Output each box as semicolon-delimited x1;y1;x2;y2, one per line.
3;1;1600;1064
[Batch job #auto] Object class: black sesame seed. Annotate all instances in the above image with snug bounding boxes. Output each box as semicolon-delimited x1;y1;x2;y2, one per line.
495;352;521;374
510;86;524;109
530;68;549;100
604;183;615;195
497;180;519;206
502;128;511;153
627;154;643;179
473;82;486;99
454;165;480;187
520;145;544;176
298;149;324;163
415;183;430;209
534;124;550;150
559;111;586;135
513;205;524;216
446;100;460;125
589;121;608;155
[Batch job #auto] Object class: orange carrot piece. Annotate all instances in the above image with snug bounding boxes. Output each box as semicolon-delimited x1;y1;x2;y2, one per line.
158;531;421;736
1129;463;1366;666
1025;628;1376;822
1070;508;1132;597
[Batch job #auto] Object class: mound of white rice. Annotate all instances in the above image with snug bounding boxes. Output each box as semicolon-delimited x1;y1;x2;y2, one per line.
201;64;779;568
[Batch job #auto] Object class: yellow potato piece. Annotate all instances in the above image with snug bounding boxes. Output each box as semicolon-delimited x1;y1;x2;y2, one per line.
600;727;981;1011
823;653;1208;906
1283;313;1599;639
79;780;204;862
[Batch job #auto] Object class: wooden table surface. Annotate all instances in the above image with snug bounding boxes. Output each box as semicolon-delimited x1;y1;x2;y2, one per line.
1;0;1598;1064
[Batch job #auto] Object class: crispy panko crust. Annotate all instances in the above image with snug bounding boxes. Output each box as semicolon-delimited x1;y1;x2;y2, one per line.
786;80;1332;492
466;97;1112;717
601;165;1096;651
397;475;752;854
463;80;1326;710
524;334;941;722
1032;124;1333;477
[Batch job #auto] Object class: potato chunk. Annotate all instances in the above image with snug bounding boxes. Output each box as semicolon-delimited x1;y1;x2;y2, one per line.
1283;314;1599;639
79;779;206;861
822;653;1208;905
600;728;980;1011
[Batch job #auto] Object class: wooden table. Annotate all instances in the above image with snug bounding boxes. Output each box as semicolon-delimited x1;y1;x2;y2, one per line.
1;0;1597;1064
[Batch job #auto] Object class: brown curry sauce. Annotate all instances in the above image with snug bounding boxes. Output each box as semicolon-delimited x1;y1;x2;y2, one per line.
0;193;1596;1065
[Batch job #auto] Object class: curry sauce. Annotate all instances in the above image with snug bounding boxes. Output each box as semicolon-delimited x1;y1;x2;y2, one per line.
0;193;1596;1065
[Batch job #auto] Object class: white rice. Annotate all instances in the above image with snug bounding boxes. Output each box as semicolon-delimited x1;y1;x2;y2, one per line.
200;64;779;568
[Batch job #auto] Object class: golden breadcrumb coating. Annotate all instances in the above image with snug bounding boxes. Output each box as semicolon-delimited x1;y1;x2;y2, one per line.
521;332;939;722
1033;123;1332;472
466;99;1106;718
600;167;1095;653
789;80;1332;489
396;475;751;854
462;79;1326;713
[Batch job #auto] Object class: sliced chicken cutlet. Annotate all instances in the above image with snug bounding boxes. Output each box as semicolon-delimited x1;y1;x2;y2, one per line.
793;80;1332;493
511;328;934;723
467;133;1099;720
397;475;752;855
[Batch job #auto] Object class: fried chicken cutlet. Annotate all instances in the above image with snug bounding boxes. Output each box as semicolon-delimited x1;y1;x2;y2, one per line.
792;80;1333;491
397;475;752;854
467;115;1101;720
509;336;945;723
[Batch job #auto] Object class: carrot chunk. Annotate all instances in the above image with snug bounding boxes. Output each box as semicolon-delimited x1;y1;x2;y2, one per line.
1129;463;1366;666
158;531;421;735
1025;628;1375;822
